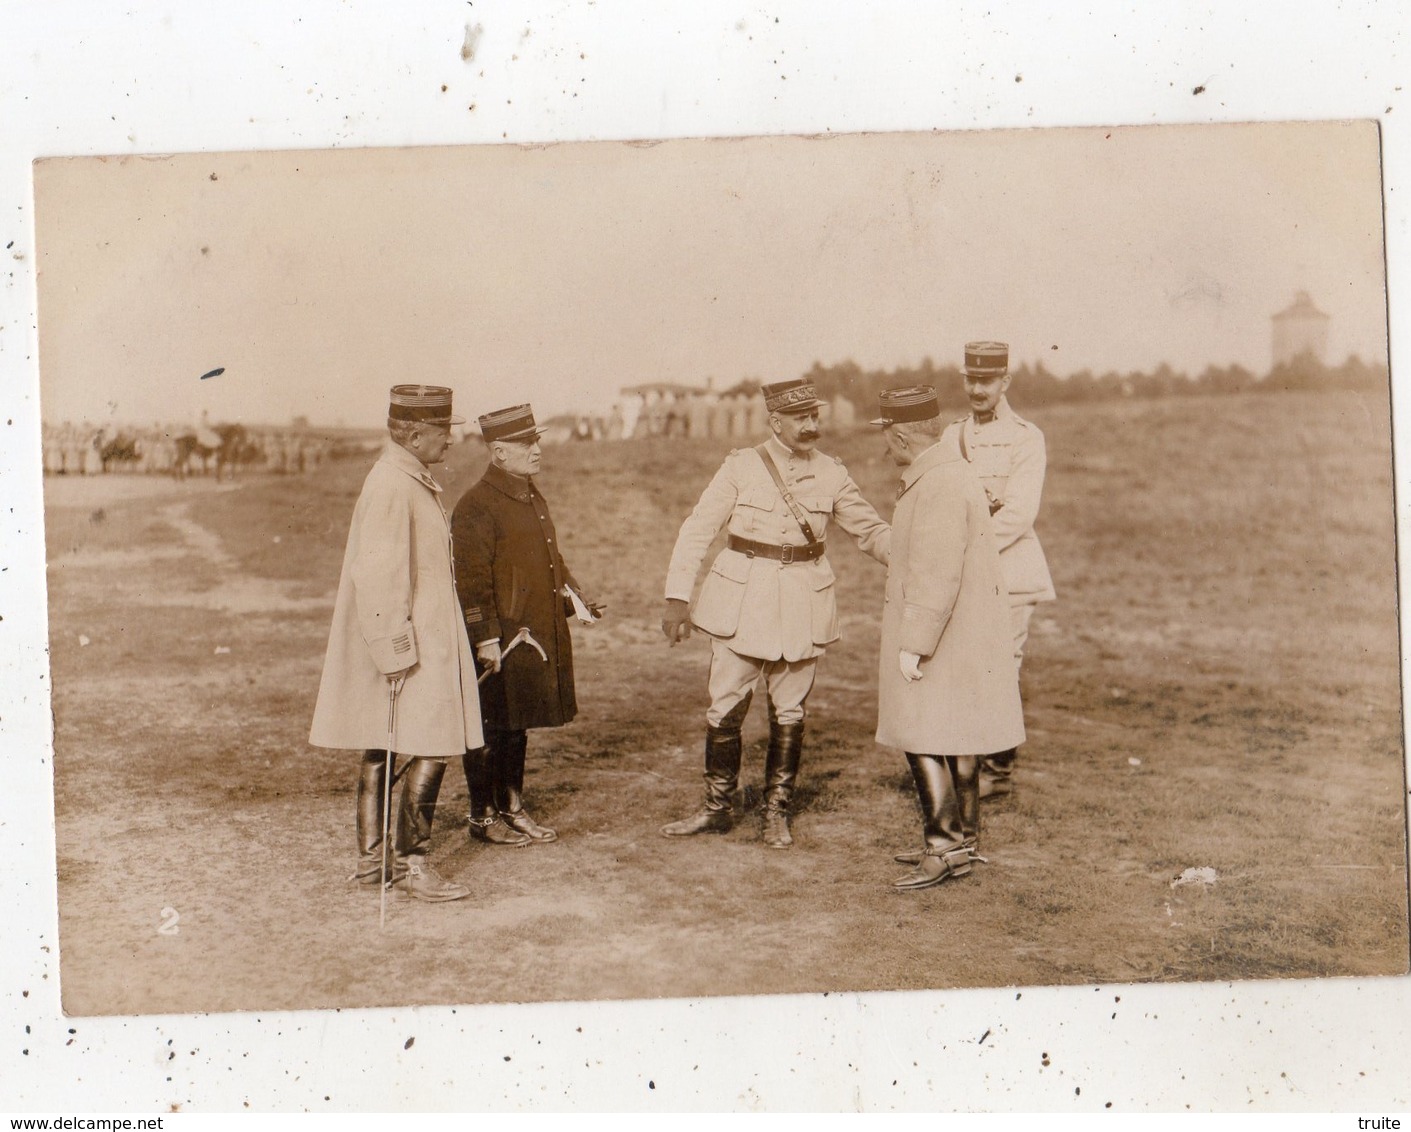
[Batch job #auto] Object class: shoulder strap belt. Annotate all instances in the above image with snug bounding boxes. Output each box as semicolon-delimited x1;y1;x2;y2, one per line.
754;444;822;546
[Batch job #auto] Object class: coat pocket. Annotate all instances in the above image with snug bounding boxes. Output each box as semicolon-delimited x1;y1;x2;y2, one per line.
507;565;527;622
808;560;840;645
999;532;1053;598
691;550;752;638
796;494;833;536
732;486;778;536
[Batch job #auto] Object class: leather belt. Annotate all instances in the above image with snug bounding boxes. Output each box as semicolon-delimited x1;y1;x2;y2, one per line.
727;534;825;564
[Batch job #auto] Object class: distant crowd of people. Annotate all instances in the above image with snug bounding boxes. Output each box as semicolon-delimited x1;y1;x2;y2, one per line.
567;387;858;444
40;420;340;478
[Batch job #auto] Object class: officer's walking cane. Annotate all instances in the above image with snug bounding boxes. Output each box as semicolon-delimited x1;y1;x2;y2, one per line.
379;675;405;931
477;627;548;685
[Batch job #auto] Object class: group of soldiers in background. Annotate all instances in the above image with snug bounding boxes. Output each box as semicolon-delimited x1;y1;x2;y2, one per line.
40;419;338;478
310;340;1053;904
40;421;108;477
567;385;858;445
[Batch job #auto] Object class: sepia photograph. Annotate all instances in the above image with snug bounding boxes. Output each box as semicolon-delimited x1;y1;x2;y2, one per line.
6;1;1411;1114
34;122;1407;1017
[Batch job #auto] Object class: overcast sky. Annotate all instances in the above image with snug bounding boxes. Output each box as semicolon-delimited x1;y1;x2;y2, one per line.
35;120;1387;428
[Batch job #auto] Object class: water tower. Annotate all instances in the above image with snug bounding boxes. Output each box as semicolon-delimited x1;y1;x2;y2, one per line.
1271;291;1330;367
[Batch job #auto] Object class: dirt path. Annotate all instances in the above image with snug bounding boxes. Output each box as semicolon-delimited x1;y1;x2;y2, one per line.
43;473;244;510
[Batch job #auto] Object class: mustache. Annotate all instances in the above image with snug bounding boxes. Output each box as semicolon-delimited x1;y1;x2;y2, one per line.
798;430;820;440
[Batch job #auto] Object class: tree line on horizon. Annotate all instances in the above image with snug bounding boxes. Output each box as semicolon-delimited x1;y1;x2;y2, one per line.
715;352;1390;413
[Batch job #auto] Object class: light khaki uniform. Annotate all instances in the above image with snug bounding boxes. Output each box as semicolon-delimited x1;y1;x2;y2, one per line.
940;396;1055;669
665;436;890;725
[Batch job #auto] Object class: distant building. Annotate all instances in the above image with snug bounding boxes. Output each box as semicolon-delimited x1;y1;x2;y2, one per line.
1271;291;1330;367
602;379;863;441
617;382;705;438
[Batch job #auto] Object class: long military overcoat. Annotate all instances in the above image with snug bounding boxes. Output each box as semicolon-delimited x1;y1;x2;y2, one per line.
664;437;891;663
451;464;582;731
309;441;484;759
875;441;1026;757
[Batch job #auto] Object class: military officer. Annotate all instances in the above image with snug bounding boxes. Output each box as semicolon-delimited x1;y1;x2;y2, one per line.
939;342;1055;798
872;385;1025;889
452;404;600;847
660;377;891;848
309;384;479;903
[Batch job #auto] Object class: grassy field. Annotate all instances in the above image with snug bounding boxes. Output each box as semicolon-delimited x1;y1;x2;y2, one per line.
44;387;1409;1015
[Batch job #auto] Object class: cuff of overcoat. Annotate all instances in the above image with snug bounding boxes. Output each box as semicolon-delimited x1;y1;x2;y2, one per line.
898;604;945;657
464;612;503;646
367;624;418;673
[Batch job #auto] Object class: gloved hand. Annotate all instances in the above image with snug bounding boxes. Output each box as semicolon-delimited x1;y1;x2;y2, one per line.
661;598;693;645
899;651;923;682
476;639;503;673
564;585;606;623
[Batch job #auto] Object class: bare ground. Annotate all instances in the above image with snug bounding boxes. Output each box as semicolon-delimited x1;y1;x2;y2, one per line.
45;389;1410;1016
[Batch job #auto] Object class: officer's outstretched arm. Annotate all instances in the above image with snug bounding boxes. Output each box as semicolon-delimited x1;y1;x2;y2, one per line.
832;474;891;566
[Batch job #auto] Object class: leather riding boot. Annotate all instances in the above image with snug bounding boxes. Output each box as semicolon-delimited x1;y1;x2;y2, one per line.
462;747;530;846
954;755;981;852
762;720;804;849
979;747;1018;799
660;723;744;837
492;729;557;843
891;754;972;885
354;749;393;885
916;753;965;852
393;758;470;902
891;844;974;890
895;755;987;866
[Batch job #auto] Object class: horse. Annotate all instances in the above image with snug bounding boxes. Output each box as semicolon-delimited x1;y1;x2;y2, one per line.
173;423;249;482
99;432;142;474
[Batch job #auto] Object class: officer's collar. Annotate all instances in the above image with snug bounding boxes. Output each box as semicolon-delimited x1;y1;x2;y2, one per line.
483;461;535;501
382;438;443;493
898;438;955;493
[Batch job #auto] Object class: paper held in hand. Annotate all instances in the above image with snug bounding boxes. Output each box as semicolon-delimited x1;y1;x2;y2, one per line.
565;586;600;624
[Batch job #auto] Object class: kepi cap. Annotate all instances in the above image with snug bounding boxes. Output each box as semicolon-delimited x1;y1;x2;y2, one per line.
964;341;1009;378
762;378;825;415
870;385;940;427
479;404;546;443
388;384;465;426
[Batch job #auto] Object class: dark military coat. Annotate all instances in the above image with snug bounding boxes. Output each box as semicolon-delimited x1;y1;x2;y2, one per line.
451;463;581;731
